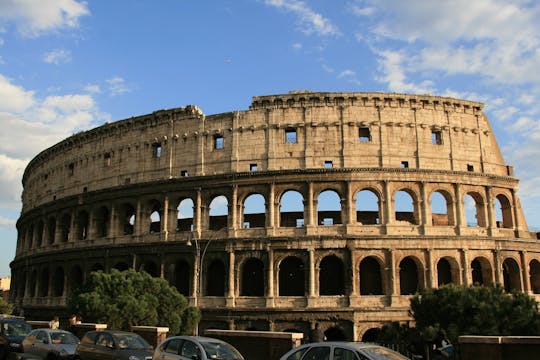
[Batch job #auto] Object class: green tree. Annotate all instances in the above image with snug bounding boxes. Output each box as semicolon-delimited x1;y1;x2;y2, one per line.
0;297;13;314
410;285;540;343
68;269;200;334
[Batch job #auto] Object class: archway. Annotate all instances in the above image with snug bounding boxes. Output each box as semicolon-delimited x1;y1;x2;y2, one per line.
399;257;420;295
319;255;345;295
206;259;226;296
360;257;383;295
241;258;265;296
209;195;228;230
503;258;522;292
279;256;305;296
356;189;380;224
317;190;342;225
243;194;266;228
280;190;304;227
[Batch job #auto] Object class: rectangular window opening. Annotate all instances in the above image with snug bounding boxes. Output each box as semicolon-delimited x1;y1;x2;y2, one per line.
296;218;304;227
322;218;334;226
214;135;224;149
104;153;111;166
401;161;409;168
324;160;333;168
250;164;258;171
431;130;443;145
359;127;371;142
285;128;297;143
243;222;250;229
467;164;474;172
68;163;74;176
152;144;162;158
181;170;189;177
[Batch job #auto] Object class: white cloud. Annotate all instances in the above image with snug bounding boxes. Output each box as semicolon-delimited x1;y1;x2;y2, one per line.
106;76;131;96
84;84;101;94
43;48;72;64
0;215;16;228
338;69;362;86
375;49;434;94
264;0;340;36
0;74;35;112
0;0;89;37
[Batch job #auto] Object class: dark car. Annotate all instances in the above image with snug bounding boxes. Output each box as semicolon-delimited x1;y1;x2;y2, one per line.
23;329;79;360
279;342;410;360
75;330;152;360
0;316;33;360
152;336;244;360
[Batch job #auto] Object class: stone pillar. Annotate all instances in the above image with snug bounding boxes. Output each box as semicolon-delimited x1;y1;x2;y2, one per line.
486;186;495;233
460;249;470;286
162;195;170;240
267;183;275;234
346;182;355;225
306;182;315;227
69;209;76;242
511;189;521;232
521;251;531;293
420;182;429;230
54;214;61;244
386;249;397;302
230;185;238;233
493;250;502;285
308;248;316;297
426;248;434;289
266;248;275;306
227;250;235;306
383;181;393;226
194;189;202;238
454;183;463;234
135;199;143;236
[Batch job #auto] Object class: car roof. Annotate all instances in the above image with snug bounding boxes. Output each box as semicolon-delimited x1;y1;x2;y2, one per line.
31;329;73;334
161;336;228;343
283;342;408;358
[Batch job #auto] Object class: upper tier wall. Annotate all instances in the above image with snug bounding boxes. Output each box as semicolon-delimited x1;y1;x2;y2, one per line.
21;92;510;211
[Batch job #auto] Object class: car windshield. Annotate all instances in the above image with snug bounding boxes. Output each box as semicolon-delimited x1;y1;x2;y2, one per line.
50;332;79;345
114;334;152;350
3;321;32;337
361;347;407;360
200;340;243;360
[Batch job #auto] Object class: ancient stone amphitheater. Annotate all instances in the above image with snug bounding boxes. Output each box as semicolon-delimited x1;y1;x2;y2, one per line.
10;91;540;340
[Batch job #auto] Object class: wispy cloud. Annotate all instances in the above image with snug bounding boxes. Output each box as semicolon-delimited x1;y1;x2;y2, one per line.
106;76;131;96
264;0;340;36
43;48;72;64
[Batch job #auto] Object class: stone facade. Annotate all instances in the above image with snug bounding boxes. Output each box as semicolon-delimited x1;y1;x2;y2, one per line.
10;91;540;341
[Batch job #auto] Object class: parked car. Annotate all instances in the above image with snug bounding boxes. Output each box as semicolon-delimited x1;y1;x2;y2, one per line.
153;336;244;360
0;316;32;360
279;342;410;360
74;330;152;360
23;329;79;360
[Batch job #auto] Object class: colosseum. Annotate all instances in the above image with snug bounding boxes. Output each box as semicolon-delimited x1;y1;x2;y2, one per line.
10;91;540;340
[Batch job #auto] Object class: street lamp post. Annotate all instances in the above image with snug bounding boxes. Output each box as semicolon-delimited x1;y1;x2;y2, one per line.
187;237;213;334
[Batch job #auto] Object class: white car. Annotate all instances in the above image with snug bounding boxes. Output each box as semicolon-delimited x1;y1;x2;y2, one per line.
152;336;244;360
279;342;410;360
23;329;79;360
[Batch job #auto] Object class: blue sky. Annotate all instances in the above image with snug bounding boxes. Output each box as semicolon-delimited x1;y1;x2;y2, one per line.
1;0;540;278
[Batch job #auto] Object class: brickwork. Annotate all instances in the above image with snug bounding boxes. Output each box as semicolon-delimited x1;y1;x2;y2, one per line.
10;91;540;340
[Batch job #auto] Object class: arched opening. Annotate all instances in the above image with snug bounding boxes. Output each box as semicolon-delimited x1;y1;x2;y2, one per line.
149;200;162;233
69;265;83;294
177;198;194;232
361;328;381;342
495;194;513;228
47;217;56;244
95;206;109;238
29;270;37;297
173;260;191;296
503;258;522;292
242;194;266;228
241;258;265;296
431;191;452;226
120;203;136;235
36;221;44;247
319;255;345;295
206;259;226;296
18;272;27;298
60;213;71;242
394;190;418;224
141;260;159;277
280;190;304;227
356;189;380;224
39;268;49;297
360;257;383;295
437;258;453;286
317;190;342;226
325;327;347;341
530;260;540;294
209;195;228;230
399;257;420;295
279;256;305;296
464;192;486;227
26;225;34;249
471;257;492;286
52;267;64;297
113;262;130;271
77;210;89;240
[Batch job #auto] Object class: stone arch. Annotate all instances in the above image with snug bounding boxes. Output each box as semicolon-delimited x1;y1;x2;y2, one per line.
361;328;381;342
471;257;493;286
77;210;89;240
140;260;159;277
242;194;266;229
430;190;454;226
394;189;419;225
209;195;228;231
503;257;522;292
325;326;347;341
464;192;486;227
52;267;64;297
29;270;37;297
119;203;136;235
177;198;194;232
278;256;305;296
36;220;44;247
60;213;71;242
148;199;162;233
356;189;380;225
69;265;83;294
437;257;460;286
359;256;383;295
18;271;27;298
319;255;345;295
399;256;423;295
26;224;34;249
39;267;49;297
317;189;342;225
529;259;540;294
494;194;513;228
279;190;304;227
173;260;191;296
240;257;265;296
95;206;109;238
47;216;56;245
205;259;226;296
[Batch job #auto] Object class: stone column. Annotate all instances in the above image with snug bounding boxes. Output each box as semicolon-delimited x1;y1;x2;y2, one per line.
69;209;76;242
521;251;531;293
308;248;316;297
454;183;463;234
493;250;502;285
382;181;393;226
54;214;61;244
425;248;434;288
194;189;202;238
226;251;236;306
229;185;238;233
460;249;470;286
511;189;521;232
267;183;275;234
386;249;397;303
486;186;495;233
346;182;355;225
306;182;315;227
266;248;275;307
135;199;143;236
109;203;117;238
420;182;429;231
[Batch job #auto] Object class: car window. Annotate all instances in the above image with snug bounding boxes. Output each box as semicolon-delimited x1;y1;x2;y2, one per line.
302;346;330;360
285;347;308;360
36;331;48;343
180;340;201;360
51;332;79;345
81;332;97;344
96;333;114;348
200;340;243;360
333;347;359;360
115;334;152;350
163;339;181;354
360;347;406;360
3;321;32;337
